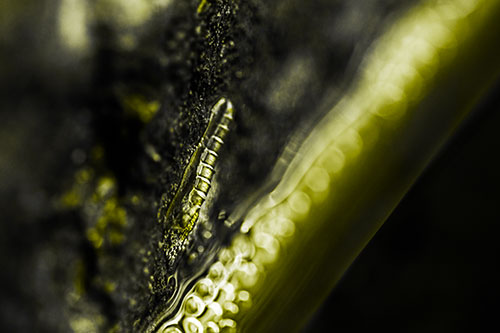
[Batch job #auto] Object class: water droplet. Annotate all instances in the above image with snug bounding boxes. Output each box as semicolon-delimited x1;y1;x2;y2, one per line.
219;319;236;330
335;129;363;159
207;302;223;317
234;261;259;288
206;321;220;333
318;146;345;174
304;166;330;193
288;191;311;217
252;233;280;264
196;278;215;299
219;248;235;265
185;295;205;317
237;290;251;304
223;302;239;316
219;282;236;302
276;217;296;238
232;235;255;259
182;317;203;333
208;262;226;282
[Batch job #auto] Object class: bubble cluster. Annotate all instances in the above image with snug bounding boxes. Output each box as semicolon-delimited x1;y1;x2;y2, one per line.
157;255;248;333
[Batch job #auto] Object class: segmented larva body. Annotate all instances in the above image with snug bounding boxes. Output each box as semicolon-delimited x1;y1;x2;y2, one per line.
183;98;234;228
163;97;234;268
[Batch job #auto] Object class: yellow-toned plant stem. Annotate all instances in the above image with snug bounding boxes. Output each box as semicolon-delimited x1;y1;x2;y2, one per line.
238;1;500;331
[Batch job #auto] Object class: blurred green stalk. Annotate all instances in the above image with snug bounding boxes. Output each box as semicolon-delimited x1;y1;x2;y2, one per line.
238;1;500;331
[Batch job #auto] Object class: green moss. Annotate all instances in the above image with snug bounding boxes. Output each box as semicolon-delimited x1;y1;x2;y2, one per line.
121;94;160;124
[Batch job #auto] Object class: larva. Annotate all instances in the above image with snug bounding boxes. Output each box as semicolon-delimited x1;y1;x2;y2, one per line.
161;97;234;269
